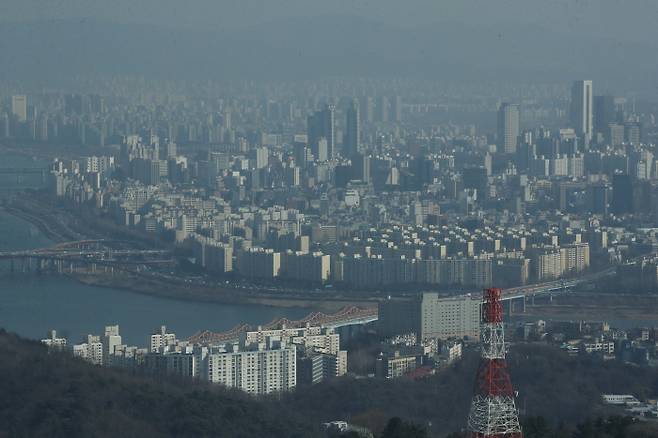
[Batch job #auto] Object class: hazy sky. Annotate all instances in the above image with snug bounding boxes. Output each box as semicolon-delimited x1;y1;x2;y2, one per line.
1;0;657;43
1;0;656;89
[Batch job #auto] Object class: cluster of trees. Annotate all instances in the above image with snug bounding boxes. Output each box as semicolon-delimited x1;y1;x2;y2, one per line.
358;416;658;438
2;328;658;438
0;330;316;437
502;416;658;438
281;343;658;435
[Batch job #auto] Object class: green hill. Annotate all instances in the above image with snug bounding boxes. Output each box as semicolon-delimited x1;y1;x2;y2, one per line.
2;329;658;438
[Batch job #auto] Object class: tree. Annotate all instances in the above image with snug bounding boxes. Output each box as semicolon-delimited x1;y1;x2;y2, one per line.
523;416;551;438
380;417;428;438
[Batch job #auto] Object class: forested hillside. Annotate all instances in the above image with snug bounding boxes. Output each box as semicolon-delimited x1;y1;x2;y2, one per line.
2;330;658;438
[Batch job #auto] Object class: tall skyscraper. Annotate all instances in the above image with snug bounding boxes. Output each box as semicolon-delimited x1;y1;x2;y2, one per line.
593;95;616;136
497;103;520;154
11;95;27;122
307;104;335;160
344;99;360;158
293;140;308;168
570;80;593;145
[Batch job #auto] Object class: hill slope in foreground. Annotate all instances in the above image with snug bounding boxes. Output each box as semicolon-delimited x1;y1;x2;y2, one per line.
2;329;658;437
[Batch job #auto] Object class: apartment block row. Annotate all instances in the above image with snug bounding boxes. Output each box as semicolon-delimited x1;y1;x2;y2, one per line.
43;323;347;396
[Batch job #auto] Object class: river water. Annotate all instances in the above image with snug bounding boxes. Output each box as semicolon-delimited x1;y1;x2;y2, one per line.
0;153;309;346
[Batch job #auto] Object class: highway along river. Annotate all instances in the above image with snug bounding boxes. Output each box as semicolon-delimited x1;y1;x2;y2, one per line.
0;208;308;346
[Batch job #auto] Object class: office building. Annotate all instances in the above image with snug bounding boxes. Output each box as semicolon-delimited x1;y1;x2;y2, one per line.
351;154;371;183
307;104;335;160
344;99;360;158
378;294;481;341
418;294;481;341
570;80;594;145
497;103;520;154
593;95;616;137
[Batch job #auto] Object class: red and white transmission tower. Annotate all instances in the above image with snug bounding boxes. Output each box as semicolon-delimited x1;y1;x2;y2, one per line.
467;287;523;438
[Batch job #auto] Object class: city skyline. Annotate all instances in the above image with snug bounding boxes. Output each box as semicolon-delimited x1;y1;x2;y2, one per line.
1;2;658;437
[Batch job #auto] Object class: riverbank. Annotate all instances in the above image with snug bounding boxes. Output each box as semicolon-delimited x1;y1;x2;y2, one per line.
2;205;69;243
524;292;658;322
7;187;658;318
73;272;374;311
3;195;382;309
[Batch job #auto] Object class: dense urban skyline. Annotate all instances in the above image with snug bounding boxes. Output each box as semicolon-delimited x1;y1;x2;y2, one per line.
2;2;658;437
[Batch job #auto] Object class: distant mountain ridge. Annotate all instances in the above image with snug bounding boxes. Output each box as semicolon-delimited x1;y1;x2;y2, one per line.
0;16;655;89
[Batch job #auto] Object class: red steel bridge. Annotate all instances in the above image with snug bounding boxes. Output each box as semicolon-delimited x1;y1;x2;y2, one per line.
186;306;378;345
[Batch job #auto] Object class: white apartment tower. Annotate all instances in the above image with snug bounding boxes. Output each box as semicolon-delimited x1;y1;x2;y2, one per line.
150;326;177;352
570;80;593;146
206;342;296;395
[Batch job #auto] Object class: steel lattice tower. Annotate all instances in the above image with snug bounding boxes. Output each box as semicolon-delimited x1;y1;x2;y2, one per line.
467;288;523;438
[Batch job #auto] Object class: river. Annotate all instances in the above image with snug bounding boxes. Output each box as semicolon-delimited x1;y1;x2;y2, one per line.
0;152;309;345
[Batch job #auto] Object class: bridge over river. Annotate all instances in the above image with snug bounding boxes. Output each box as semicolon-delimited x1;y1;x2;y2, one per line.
0;239;174;273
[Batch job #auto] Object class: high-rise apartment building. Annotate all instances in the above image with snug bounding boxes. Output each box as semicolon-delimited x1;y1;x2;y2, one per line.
570;80;593;145
497;103;520;154
103;325;122;362
236;247;282;279
251;146;269;169
191;234;233;273
150;326;177;353
72;335;104;365
205;341;296;395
